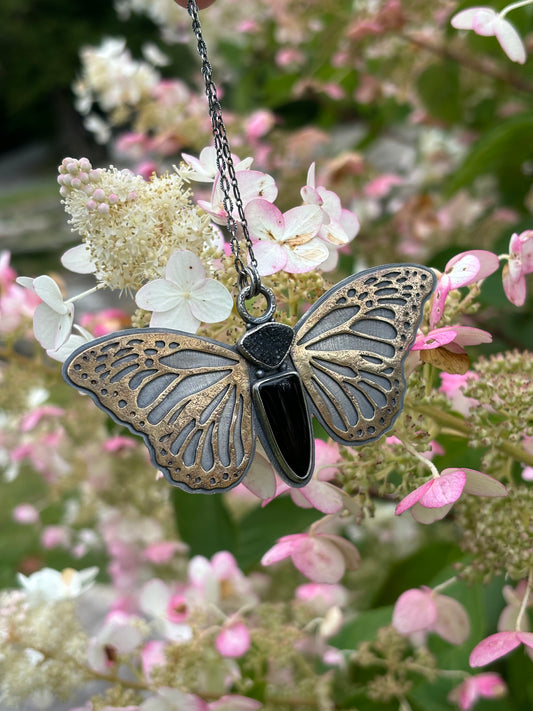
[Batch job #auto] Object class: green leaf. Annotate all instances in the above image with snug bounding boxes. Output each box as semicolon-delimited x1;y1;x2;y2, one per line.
447;113;533;203
234;496;320;571
330;606;394;650
417;61;461;123
171;489;237;559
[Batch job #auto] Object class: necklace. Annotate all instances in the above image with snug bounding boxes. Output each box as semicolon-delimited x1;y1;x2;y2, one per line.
63;0;435;494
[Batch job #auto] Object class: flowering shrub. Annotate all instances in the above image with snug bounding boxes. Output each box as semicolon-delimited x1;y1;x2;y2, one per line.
2;1;533;710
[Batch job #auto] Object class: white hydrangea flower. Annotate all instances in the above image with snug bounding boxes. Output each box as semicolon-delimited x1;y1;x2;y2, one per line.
46;325;94;363
135;250;233;333
181;145;253;183
16;275;74;350
17;566;99;606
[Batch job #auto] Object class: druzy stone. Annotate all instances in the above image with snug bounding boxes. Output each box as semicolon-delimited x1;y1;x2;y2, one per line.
253;371;312;482
237;322;294;369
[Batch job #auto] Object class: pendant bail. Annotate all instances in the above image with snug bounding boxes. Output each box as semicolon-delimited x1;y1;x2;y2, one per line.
236;279;277;325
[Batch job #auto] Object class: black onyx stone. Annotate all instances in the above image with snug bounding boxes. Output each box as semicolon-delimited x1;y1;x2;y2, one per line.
237;322;294;369
253;371;312;482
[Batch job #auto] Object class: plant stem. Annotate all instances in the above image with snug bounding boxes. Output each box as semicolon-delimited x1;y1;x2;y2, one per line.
515;567;533;631
500;0;533;18
411;403;533;467
402;32;533;94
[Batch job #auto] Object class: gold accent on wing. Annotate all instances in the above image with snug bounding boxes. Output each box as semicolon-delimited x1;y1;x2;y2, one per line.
291;265;435;444
64;330;253;492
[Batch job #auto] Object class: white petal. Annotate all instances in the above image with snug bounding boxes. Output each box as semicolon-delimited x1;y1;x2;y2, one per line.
283;205;323;242
451;8;495;34
410;501;453;524
253;241;287;276
33;275;67;312
61;244;96;274
495;17;527;64
284;239;329;273
16;276;35;291
189;280;233;323
33;303;73;349
245;198;285;242
135;279;182;312
165;250;206;290
139;578;170;618
150;303;201;333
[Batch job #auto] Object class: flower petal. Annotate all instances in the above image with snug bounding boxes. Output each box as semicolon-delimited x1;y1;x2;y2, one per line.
165;250;206;290
419;470;466;507
296;480;344;514
502;263;526;306
395;479;434;515
33;302;73;349
451;8;494;31
446;250;499;285
430;273;452;328
135;279;182;312
495;17;527;64
245;198;285;242
150;303;200;333
393;588;436;634
292;536;346;583
189;279;233;323
470;631;521;667
411;501;454;524
33;275;67;312
261;534;303;566
433;594;470;644
61;244;97;274
283;239;329;273
283;205;323;242
459;468;508;497
253;240;287;276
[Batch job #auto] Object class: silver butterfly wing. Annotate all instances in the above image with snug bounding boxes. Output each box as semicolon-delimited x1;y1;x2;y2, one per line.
63;329;255;493
290;265;435;445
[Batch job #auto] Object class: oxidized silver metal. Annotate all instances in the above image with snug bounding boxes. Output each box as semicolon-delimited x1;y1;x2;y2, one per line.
63;265;436;494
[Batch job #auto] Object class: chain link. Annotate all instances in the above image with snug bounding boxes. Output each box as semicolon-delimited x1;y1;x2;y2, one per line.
187;0;261;296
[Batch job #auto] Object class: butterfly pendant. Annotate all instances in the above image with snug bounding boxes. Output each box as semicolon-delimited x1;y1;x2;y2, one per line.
63;264;435;494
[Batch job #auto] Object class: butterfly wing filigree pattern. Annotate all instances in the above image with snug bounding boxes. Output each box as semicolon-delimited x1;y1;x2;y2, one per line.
291;265;435;445
64;329;254;492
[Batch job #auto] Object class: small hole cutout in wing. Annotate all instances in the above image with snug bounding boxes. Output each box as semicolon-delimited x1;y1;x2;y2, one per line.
291;265;435;444
63;329;254;492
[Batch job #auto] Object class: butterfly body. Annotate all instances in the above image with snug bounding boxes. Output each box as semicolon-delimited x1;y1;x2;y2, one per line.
63;264;435;494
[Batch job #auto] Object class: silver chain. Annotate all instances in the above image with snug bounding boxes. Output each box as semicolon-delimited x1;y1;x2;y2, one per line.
187;0;261;297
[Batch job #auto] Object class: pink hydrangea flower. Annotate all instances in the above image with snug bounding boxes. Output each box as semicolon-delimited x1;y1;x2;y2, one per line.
0;250;16;289
79;308;130;336
439;371;479;416
498;579;533;632
245;197;326;275
395;468;507;524
502;230;533;306
295;582;349;614
141;640;166;683
261;531;360;583
20;405;65;433
103;435;137;453
393;586;470;645
182;145;252;183
430;250;499;327
143;541;186;565
451;7;526;64
139;578;192;642
412;325;492;355
197;169;277;224
448;673;506;710
12;503;40;525
470;631;533;666
41;525;71;549
187;551;258;611
215;621;251;658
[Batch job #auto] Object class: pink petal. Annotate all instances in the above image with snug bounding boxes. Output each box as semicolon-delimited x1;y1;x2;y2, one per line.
253;240;287;276
446;249;499;287
419;470;466;508
135;279;182;312
430;273;452;328
316;187;342;220
433;594;470;644
393;588;436;634
215;622;251;658
289;489;314;509
306;162;317;188
503;264;526;306
451;8;494;31
452;326;492;346
245;198;285;242
339;208;360;241
411;327;458;350
410;501;454;524
189;280;233;323
296;480;344;514
458;468;508;497
472;9;497;36
319;534;361;571
517;631;533;649
291;536;346;583
166;250;206;289
236;170;278;205
469;631;521;667
495;17;527;64
395;479;434;515
261;534;304;566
